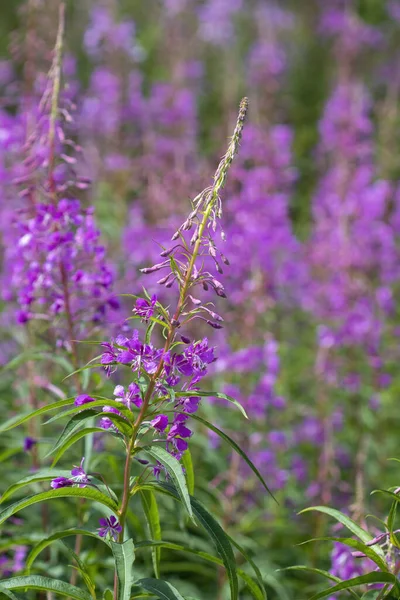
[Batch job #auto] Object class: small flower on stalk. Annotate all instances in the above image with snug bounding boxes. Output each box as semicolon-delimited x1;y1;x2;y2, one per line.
133;294;157;322
97;516;122;541
114;383;142;409
70;457;90;487
51;476;73;489
150;414;169;432
74;394;95;406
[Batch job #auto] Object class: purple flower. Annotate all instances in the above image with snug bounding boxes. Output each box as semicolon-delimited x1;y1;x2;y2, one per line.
74;394;95;406
114;383;142;409
150;414;169;432
133;294;157;322
97;516;122;541
70;458;90;487
50;476;73;489
115;330;162;375
23;437;36;452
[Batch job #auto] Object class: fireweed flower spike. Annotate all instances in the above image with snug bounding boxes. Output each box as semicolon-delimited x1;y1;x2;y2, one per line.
97;98;248;542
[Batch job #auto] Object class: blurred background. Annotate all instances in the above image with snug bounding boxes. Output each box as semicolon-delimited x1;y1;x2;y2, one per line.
1;0;400;598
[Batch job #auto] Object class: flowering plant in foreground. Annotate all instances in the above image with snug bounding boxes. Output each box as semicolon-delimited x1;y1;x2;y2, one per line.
0;97;273;600
288;470;400;599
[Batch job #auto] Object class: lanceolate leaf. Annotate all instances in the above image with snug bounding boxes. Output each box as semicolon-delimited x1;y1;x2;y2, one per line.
174;390;247;418
0;585;20;599
143;446;193;520
181;450;194;496
26;528;111;572
110;539;135;600
154;482;239;600
228;536;267;600
136;578;185;600
103;591;113;600
309;572;399;600
281;567;360;599
298;537;388;569
188;414;277;502
47;408;129;458
299;507;374;544
0;487;118;525
0;576;92;599
135;540;264;600
0;399;76;433
50;427;106;467
44;398;133;425
139;491;161;578
1;470;71;503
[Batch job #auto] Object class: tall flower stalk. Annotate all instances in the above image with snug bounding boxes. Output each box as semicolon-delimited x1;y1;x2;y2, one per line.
116;96;248;540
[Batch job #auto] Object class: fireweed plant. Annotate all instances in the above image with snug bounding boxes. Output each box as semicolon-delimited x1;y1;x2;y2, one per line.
0;97;274;600
289;466;400;600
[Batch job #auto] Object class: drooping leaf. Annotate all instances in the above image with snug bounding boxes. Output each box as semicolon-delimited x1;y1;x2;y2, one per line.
174;390;247;418
281;566;360;599
0;585;20;599
0;576;92;599
0;487;118;525
136;578;185;600
188;414;276;502
50;427;106;467
297;536;388;569
26;528;111;572
135;540;264;600
299;507;374;544
1;469;71;503
181;450;194;496
0;399;76;433
228;535;267;600
111;539;135;600
59;541;96;598
44;398;133;425
140;491;161;578
153;482;239;600
309;572;399;600
143;446;193;520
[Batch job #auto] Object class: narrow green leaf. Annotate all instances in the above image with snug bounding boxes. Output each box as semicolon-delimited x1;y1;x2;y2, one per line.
155;482;238;600
0;448;21;464
50;427;106;467
175;391;247;418
135;540;263;600
103;591;114;600
297;537;388;569
26;528;110;572
309;572;399;600
144;447;193;520
1;470;71;503
140;491;161;578
0;576;92;599
0;585;20;599
0;399;75;433
0;487;118;525
228;536;267;600
136;578;185;600
299;507;374;543
189;414;277;502
111;539;135;600
280;566;361;599
59;541;96;598
181;450;194;496
44;398;133;425
372;489;400;505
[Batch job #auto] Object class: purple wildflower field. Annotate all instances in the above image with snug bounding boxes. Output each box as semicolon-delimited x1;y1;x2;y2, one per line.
0;1;400;599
